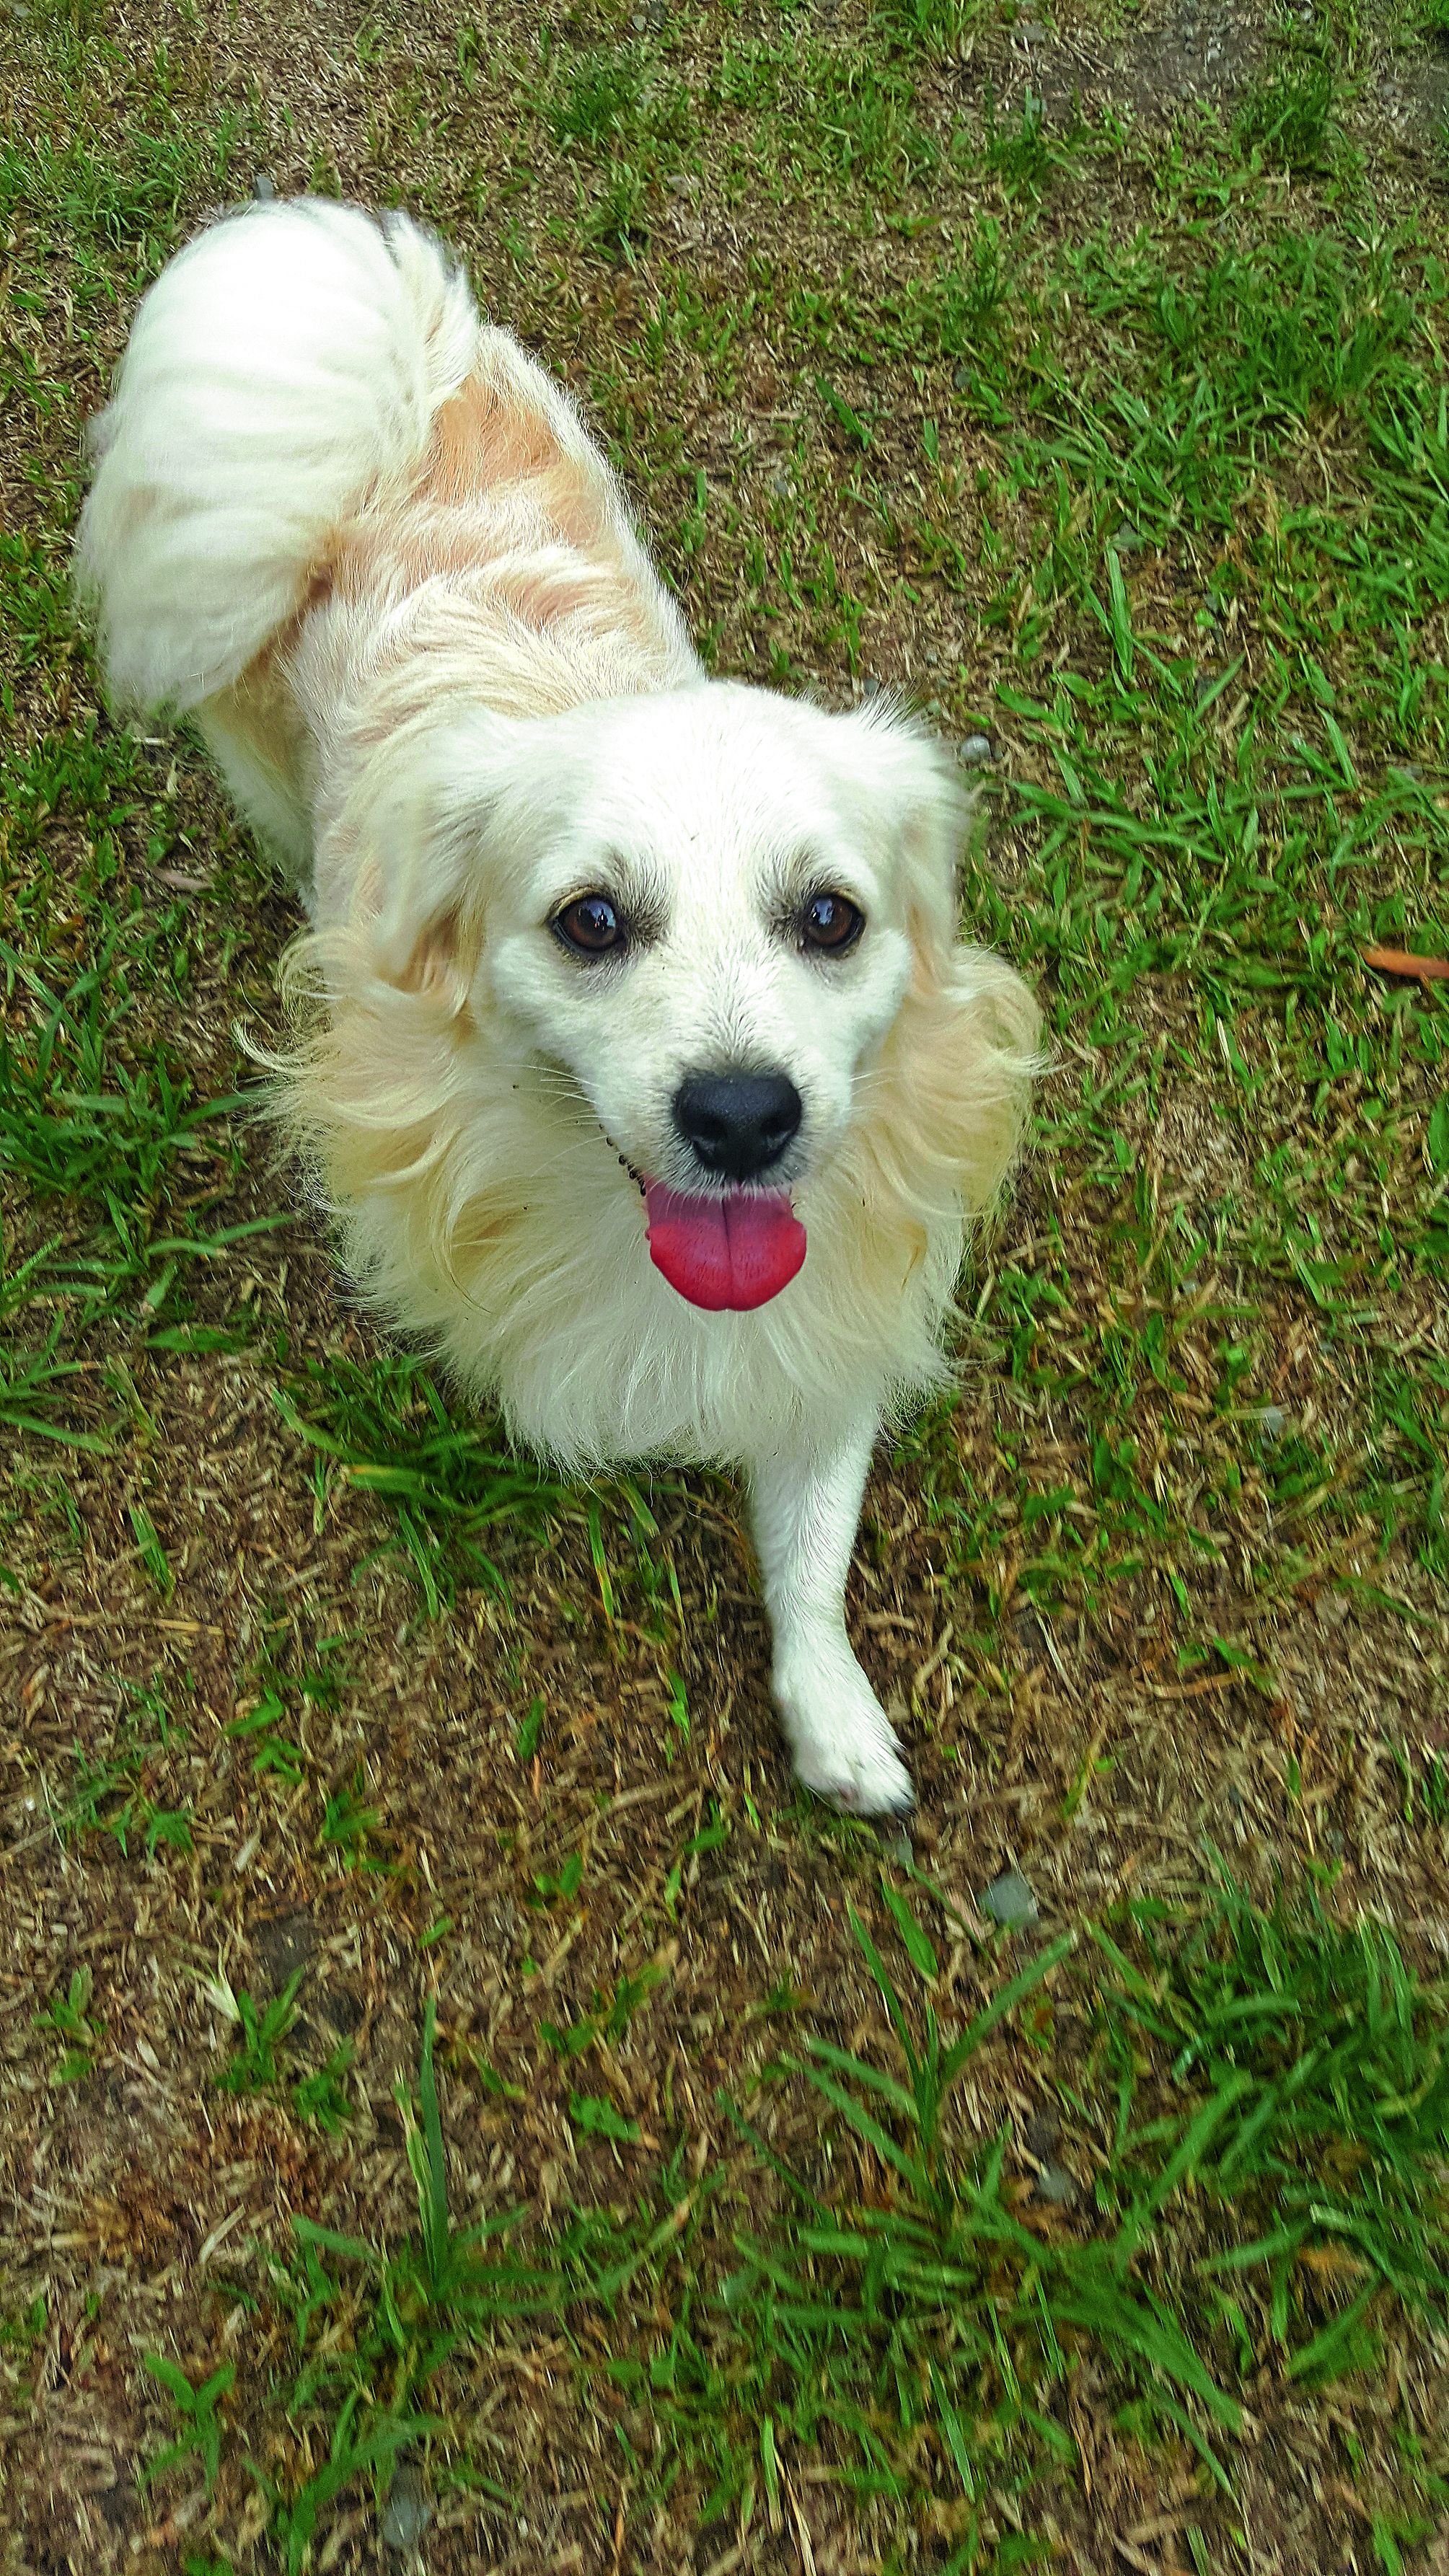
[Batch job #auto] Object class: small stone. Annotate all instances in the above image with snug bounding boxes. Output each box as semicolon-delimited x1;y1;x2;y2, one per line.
252;171;277;201
982;1869;1038;1931
1259;1404;1287;1442
922;646;941;667
382;2463;431;2553
959;733;994;767
1112;523;1145;556
1033;2158;1078;2205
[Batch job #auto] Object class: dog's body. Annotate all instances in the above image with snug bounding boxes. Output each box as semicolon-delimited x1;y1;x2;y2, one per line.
77;199;1038;1812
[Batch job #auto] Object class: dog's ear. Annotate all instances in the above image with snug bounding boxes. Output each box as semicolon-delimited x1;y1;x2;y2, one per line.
841;702;971;954
361;710;521;1010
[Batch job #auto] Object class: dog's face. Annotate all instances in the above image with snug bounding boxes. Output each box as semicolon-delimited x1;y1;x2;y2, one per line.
374;684;967;1309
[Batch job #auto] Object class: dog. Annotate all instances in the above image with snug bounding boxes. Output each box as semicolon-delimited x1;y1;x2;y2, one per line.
76;198;1039;1814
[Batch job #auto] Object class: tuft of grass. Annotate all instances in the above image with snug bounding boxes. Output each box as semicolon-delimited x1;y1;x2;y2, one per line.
139;2352;235;2495
318;1770;386;1871
542;35;695;255
1093;1858;1449;2369
871;0;995;53
0;938;239;1222
58;1677;193;1860
211;1970;353;2135
0;104;241;308
1233;54;1338;172
215;1973;304;2096
34;1967;103;2083
252;2000;556;2565
273;1350;570;1614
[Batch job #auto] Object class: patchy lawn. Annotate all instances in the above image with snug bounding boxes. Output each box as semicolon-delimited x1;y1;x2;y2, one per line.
2;1;1448;2570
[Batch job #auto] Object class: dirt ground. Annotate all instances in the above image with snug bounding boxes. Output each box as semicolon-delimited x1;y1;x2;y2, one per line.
2;0;1448;2570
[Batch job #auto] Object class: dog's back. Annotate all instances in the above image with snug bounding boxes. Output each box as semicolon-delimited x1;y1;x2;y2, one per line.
76;198;692;889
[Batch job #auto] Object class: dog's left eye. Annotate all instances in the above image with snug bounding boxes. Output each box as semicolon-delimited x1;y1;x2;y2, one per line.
552;893;627;957
801;891;864;955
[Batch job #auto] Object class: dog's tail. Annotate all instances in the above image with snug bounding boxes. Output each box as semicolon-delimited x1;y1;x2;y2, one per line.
76;198;478;715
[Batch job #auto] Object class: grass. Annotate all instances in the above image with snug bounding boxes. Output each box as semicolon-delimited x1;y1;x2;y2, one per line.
211;1969;356;2135
138;2351;235;2496
250;2001;555;2564
1091;1871;1449;2370
34;1967;103;2084
3;0;1448;2568
131;1869;1449;2563
56;1673;193;1855
272;1349;570;1613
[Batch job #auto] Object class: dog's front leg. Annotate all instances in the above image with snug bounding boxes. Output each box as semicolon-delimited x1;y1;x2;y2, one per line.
746;1422;914;1816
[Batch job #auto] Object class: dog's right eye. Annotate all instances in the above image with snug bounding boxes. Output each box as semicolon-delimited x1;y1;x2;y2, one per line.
552;894;627;957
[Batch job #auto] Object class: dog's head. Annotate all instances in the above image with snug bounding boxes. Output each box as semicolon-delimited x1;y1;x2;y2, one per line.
362;682;969;1311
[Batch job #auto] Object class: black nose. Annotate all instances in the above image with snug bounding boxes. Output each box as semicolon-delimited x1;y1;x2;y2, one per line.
672;1069;803;1183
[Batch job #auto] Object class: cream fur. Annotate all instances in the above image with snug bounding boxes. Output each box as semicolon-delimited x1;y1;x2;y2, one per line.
76;196;1040;1814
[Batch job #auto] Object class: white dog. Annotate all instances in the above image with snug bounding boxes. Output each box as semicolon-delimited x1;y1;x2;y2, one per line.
76;199;1038;1814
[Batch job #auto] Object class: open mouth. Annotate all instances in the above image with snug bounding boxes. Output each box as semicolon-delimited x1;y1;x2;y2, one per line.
643;1181;806;1313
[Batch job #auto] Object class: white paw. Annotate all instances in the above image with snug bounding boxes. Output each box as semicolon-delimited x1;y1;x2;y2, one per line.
774;1648;915;1817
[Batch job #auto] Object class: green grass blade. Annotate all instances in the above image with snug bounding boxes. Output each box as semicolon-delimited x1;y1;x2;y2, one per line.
940;1933;1076;2088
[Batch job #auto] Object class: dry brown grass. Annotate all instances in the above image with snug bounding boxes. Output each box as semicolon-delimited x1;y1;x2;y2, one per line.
2;1;1448;2570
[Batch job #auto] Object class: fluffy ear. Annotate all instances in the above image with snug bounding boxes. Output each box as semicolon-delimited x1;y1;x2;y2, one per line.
834;700;1042;1245
843;701;972;952
356;708;523;1007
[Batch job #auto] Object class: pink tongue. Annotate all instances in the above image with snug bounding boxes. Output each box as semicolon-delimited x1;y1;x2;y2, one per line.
646;1184;806;1312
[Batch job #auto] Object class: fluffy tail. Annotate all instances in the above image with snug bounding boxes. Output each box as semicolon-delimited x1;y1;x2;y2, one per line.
76;198;479;715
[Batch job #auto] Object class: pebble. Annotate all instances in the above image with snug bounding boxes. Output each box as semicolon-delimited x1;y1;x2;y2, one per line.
1033;2159;1078;2205
382;2463;431;2553
959;733;994;767
981;1869;1039;1931
252;172;277;201
880;1822;913;1870
1259;1404;1287;1441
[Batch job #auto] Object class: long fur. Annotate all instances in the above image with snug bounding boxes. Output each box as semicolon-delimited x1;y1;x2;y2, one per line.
270;918;1037;1468
77;197;1040;1806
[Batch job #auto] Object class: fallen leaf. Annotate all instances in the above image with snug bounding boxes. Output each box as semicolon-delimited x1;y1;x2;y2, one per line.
1363;944;1449;983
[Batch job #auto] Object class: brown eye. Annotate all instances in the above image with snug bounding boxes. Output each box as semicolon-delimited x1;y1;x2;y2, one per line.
801;890;864;955
552;893;627;957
